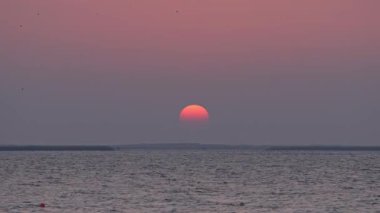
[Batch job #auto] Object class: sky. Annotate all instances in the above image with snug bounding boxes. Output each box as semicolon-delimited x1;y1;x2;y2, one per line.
0;0;379;145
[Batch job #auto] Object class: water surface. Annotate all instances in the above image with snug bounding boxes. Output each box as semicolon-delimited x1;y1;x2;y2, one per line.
0;151;379;212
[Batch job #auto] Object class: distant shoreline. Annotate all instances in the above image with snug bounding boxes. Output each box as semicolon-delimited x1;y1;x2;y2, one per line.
1;144;380;151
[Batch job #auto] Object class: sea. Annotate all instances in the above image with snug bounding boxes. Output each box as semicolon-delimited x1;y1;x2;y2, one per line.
0;150;379;212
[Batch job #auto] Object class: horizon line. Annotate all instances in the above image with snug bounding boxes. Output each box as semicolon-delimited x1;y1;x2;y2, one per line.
0;144;380;151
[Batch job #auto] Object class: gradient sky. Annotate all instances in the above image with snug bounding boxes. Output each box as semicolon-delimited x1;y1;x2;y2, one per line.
1;0;379;145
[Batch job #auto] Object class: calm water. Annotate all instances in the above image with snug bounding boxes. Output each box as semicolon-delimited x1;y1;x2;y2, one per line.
0;151;379;212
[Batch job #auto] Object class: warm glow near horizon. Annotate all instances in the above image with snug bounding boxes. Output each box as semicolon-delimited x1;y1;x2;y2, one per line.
179;104;209;123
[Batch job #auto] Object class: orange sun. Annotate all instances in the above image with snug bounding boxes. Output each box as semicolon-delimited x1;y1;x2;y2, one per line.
179;104;209;123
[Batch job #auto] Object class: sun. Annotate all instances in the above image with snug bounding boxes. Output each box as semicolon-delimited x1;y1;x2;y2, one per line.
179;104;210;123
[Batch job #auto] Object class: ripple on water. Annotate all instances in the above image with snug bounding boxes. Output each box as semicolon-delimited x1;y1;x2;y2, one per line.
0;150;379;212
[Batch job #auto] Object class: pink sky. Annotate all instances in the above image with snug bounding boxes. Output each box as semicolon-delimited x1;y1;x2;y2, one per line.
1;1;379;145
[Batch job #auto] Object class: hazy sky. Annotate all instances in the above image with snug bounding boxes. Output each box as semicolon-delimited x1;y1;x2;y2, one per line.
1;0;379;145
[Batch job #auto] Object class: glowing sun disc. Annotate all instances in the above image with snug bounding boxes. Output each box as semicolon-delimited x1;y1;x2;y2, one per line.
179;104;209;122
